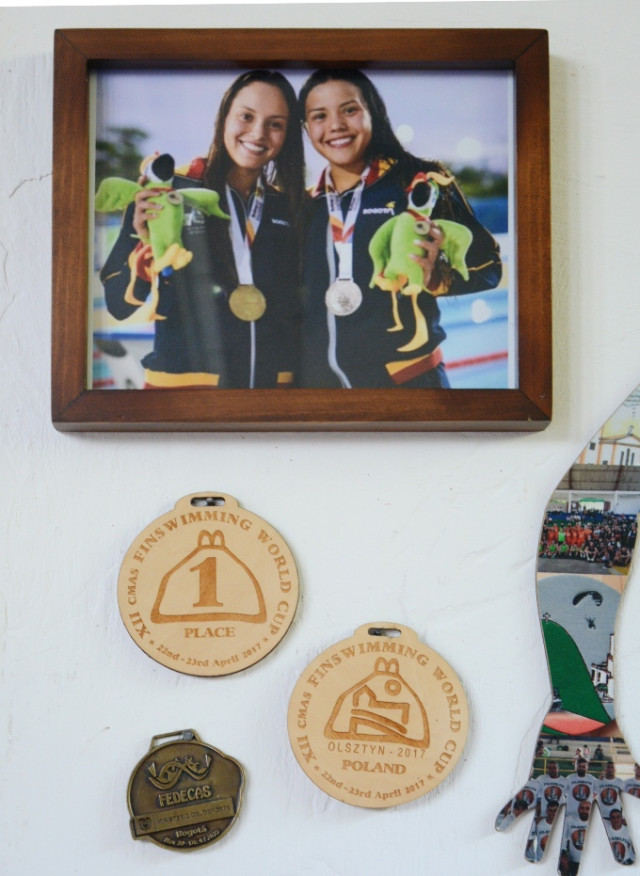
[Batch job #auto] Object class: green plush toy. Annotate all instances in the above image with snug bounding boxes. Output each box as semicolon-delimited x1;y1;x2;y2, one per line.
368;171;473;352
95;153;229;304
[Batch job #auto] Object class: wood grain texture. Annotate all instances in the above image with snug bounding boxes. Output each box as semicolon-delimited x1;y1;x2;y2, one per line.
51;28;551;431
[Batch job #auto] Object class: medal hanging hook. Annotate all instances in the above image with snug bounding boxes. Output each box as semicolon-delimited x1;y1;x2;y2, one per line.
150;729;199;748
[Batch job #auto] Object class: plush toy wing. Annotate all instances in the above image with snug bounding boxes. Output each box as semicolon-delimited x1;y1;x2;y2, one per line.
368;216;401;290
148;188;229;272
180;188;229;221
95;178;142;213
435;219;472;282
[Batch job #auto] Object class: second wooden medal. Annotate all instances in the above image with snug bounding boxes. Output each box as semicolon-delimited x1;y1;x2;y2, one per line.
117;493;298;676
288;623;469;808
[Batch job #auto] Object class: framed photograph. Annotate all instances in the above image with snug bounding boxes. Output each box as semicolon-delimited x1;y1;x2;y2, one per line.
52;28;551;431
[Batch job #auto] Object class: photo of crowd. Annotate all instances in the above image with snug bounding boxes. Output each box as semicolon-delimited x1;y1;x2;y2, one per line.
538;505;637;575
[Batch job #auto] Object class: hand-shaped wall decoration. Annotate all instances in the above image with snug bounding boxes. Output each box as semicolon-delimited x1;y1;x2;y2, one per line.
496;384;640;872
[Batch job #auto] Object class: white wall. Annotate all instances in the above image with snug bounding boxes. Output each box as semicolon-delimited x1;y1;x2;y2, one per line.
2;2;640;874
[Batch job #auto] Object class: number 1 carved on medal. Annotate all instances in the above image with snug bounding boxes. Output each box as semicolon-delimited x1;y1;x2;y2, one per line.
151;530;267;624
191;556;223;608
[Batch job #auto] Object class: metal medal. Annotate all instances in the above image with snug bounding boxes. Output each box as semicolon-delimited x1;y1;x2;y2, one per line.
287;623;469;808
127;729;244;851
228;284;267;321
325;279;363;316
117;493;299;676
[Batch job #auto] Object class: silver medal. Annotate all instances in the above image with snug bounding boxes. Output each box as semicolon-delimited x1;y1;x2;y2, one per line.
325;280;363;317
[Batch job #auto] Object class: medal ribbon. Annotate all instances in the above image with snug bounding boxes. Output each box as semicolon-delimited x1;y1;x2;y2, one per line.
323;165;371;281
322;159;392;279
320;159;392;388
226;178;266;389
226;177;265;285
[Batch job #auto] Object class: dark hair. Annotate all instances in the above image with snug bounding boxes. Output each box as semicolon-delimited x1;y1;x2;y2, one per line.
298;68;409;165
298;69;466;223
203;70;306;287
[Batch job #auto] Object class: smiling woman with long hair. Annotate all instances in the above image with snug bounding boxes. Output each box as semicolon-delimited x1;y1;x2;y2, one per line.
101;70;306;389
298;68;502;389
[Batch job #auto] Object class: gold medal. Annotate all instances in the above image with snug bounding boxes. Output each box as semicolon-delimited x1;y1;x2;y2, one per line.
287;623;469;808
117;493;299;676
127;729;244;851
228;284;266;321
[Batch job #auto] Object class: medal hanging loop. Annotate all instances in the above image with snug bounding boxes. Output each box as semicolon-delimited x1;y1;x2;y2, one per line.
334;241;353;283
150;729;199;748
324;167;369;316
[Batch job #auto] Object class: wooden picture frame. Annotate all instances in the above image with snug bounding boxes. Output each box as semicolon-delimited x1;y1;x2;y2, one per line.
52;28;551;432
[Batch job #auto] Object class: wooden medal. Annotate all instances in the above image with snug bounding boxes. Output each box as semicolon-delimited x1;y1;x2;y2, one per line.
127;729;244;850
117;493;298;676
287;623;469;808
